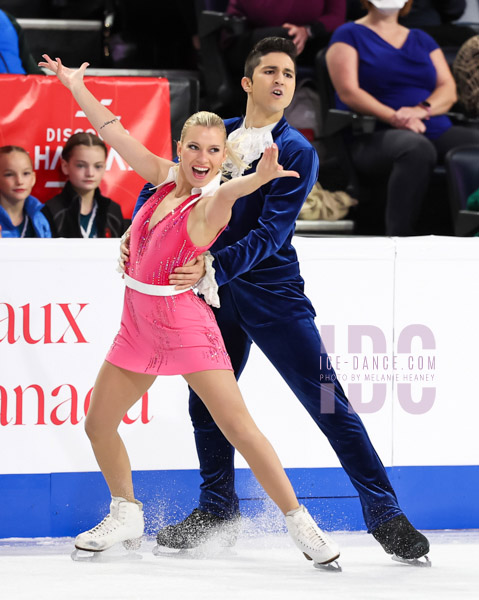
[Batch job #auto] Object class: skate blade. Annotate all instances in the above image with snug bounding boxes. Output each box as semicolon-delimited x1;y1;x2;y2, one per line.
153;543;236;560
153;545;191;557
71;548;101;562
392;554;431;568
313;558;342;573
303;550;342;572
71;547;143;563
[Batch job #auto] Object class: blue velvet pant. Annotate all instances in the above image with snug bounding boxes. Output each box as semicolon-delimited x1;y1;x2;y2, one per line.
189;287;403;532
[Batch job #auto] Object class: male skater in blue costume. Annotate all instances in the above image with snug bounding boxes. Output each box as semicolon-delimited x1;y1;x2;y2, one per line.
126;37;429;563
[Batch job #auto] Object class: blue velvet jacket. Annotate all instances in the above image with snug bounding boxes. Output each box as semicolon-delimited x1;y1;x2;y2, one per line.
134;116;319;326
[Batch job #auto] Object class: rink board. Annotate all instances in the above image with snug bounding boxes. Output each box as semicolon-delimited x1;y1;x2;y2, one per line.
1;237;479;537
1;466;478;538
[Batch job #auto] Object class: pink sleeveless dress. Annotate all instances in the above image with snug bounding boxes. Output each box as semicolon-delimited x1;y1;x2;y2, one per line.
106;181;232;375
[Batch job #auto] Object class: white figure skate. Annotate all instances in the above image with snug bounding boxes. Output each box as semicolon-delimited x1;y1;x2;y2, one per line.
286;505;341;571
73;496;144;558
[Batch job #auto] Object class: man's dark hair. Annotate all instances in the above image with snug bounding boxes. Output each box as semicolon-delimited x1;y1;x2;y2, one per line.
244;37;297;79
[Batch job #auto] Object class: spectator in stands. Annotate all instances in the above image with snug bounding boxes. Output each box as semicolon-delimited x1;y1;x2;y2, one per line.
42;132;125;238
453;34;479;117
348;0;476;48
0;9;44;74
223;0;346;72
326;0;479;236
0;146;51;238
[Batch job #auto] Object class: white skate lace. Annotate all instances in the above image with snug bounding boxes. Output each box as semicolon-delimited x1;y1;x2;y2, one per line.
295;512;329;550
295;515;329;550
86;514;119;537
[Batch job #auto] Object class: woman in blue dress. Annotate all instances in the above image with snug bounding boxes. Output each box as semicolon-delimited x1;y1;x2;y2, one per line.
326;0;479;235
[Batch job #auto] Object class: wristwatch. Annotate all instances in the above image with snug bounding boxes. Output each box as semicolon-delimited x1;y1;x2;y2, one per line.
419;100;431;118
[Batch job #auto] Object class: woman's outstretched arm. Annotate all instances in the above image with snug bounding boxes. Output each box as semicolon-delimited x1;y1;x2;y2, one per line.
39;55;174;186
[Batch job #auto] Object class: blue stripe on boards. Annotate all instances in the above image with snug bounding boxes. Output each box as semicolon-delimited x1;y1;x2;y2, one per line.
0;466;477;538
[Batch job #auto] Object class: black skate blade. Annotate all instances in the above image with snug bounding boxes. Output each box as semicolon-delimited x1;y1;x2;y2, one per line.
392;554;431;568
153;543;236;559
71;547;143;563
314;559;342;573
152;544;188;557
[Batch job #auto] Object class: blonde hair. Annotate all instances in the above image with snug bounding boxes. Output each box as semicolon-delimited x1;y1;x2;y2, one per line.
180;111;248;177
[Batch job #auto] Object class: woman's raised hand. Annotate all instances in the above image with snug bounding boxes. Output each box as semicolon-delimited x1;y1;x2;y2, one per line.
256;144;299;183
38;55;89;91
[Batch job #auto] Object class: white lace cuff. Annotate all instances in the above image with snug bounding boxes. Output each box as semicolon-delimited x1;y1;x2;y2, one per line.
195;251;220;308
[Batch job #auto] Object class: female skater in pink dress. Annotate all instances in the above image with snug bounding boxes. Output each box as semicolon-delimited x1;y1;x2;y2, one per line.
40;54;340;568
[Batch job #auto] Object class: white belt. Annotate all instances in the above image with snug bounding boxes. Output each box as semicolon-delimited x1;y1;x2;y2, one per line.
124;274;191;296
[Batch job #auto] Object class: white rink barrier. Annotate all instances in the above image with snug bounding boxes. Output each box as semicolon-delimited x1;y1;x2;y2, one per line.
1;236;478;536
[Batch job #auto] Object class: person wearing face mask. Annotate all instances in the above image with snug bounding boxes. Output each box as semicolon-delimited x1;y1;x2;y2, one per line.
326;0;479;236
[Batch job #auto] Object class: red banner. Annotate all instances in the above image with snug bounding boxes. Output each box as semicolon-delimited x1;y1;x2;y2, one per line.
0;75;172;218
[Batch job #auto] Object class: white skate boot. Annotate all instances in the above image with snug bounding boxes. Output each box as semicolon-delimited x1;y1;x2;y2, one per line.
74;496;144;554
286;505;341;571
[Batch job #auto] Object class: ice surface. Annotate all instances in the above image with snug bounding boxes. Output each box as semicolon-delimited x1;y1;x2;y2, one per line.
0;530;478;600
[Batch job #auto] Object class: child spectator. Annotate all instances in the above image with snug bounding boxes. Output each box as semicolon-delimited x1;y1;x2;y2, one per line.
0;145;51;238
42;132;126;238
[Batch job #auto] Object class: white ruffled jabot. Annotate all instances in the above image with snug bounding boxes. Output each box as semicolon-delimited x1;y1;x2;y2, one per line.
197;121;279;305
223;120;278;178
